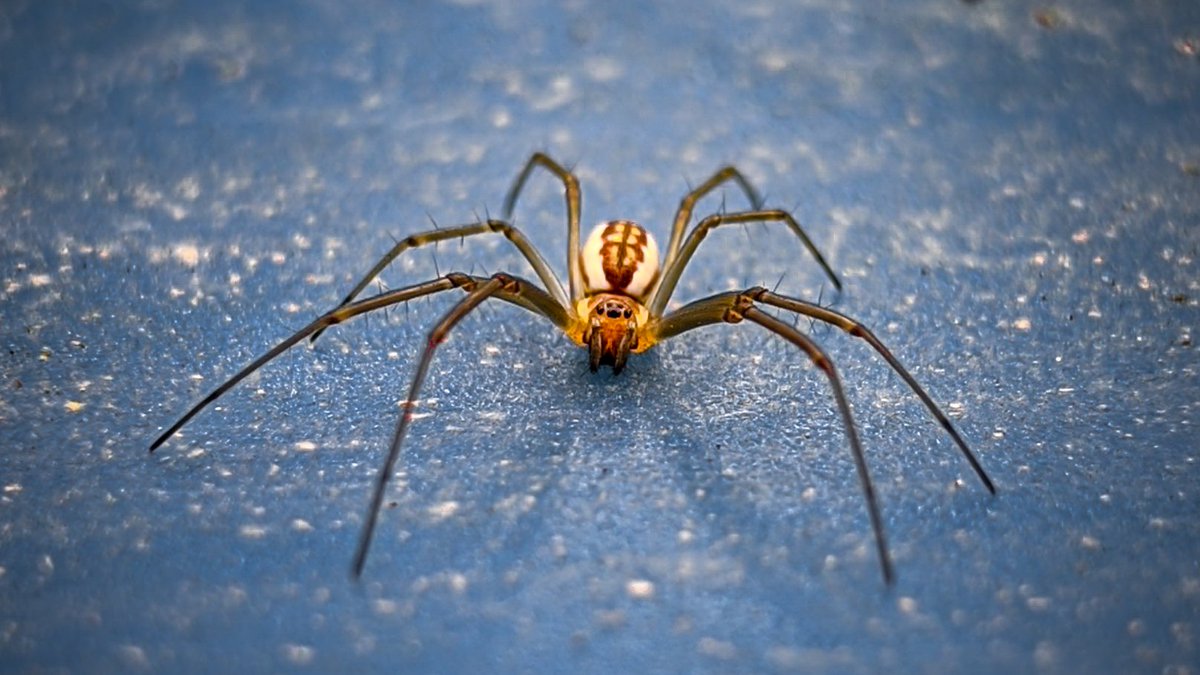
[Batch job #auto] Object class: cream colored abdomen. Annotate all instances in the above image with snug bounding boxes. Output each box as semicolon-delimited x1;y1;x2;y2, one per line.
579;220;660;302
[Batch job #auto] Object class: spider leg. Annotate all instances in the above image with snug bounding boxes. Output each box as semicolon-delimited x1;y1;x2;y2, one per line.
150;273;570;453
753;290;996;495
310;220;567;343
660;166;764;278
648;210;842;318
352;272;549;577
501;152;584;303
652;289;893;583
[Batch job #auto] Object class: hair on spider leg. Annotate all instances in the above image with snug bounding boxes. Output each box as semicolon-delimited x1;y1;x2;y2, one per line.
801;283;833;336
768;272;800;327
378;288;396;328
429;245;442;279
754;188;770;211
771;271;787;296
682;174;696;196
720;196;750;244
363;231;402;326
361;278;388;332
471;206;491;250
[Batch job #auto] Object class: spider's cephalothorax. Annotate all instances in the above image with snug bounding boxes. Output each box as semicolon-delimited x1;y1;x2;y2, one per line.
576;221;659;373
150;152;996;585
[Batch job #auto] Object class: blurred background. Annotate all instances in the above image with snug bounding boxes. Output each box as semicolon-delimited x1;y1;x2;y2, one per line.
1;0;1197;672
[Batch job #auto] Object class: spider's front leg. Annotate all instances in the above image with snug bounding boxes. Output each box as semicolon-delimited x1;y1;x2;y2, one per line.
352;272;573;577
753;290;996;495
150;274;478;452
651;287;995;584
150;272;570;454
653;288;893;583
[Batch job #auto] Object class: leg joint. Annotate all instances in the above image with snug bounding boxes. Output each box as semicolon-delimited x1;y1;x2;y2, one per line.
743;286;769;301
723;289;766;323
445;272;477;288
488;272;521;293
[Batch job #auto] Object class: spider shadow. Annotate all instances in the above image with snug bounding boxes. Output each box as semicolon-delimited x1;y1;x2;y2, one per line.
356;333;641;589
583;345;880;598
362;334;880;608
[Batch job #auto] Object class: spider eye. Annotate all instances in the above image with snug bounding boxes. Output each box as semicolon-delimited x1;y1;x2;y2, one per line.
595;306;604;315
623;309;632;318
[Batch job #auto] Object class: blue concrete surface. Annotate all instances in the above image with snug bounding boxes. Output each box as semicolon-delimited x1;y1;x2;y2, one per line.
1;0;1197;672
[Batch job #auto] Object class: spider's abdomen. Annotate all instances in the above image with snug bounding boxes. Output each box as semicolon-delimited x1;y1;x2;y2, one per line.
580;220;660;302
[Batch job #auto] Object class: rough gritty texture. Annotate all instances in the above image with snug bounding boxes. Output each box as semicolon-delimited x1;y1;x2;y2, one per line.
1;0;1198;673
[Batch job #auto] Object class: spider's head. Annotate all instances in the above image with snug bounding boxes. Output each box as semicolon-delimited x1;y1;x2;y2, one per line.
582;294;642;375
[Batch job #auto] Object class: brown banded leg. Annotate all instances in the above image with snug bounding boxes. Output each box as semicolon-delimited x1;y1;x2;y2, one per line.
752;290;996;495
352;273;551;577
660;166;764;278
310;220;568;343
150;273;570;453
648;210;843;318
652;289;893;583
501;152;584;303
656;288;993;495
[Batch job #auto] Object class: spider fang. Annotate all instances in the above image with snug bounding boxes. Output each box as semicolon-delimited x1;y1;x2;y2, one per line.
583;294;640;373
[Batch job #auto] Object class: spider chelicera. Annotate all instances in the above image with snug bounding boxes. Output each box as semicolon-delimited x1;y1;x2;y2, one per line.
150;152;996;584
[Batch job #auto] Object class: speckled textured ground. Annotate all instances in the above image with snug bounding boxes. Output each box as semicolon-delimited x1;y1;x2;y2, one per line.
1;1;1197;672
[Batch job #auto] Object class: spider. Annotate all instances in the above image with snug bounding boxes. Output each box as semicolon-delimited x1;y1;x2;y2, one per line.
150;152;996;584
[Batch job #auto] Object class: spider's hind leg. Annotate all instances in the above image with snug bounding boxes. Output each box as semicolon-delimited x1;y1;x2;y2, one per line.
501;152;584;303
662;165;764;274
649;209;842;319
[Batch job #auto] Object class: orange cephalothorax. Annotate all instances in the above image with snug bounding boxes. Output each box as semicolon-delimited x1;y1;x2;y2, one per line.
580;220;661;302
579;293;645;373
